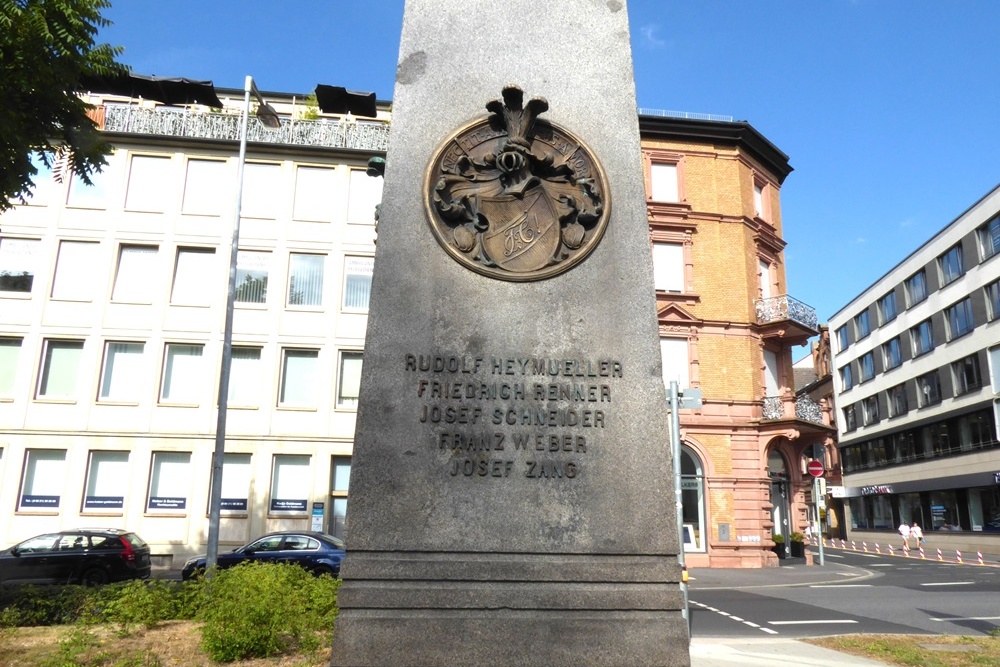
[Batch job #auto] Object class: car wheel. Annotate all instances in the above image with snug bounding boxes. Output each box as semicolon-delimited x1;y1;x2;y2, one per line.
313;565;336;577
80;567;109;586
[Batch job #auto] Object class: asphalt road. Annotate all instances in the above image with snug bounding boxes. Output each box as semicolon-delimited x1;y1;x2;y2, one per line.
688;549;1000;638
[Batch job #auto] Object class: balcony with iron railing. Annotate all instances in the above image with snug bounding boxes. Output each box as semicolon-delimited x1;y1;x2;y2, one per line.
754;294;818;346
762;394;826;425
96;104;391;153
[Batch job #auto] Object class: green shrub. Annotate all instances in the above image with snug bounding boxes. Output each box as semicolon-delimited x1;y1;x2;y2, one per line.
0;584;93;626
790;532;805;543
198;562;339;661
771;534;785;545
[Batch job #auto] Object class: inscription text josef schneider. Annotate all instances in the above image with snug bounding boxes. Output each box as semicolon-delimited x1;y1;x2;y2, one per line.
404;354;623;480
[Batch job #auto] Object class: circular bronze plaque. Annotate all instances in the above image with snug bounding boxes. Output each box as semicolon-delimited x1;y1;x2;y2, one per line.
425;86;610;282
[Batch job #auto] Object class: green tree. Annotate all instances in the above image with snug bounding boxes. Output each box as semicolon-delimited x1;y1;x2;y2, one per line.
0;0;126;212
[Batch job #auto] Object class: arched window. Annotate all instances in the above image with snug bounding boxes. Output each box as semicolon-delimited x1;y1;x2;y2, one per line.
681;445;706;552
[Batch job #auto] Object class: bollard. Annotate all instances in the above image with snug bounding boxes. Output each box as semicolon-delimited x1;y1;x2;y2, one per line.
937;548;943;561
862;541;868;552
888;545;894;556
956;549;963;564
875;543;881;554
978;551;984;565
842;539;847;549
919;546;925;559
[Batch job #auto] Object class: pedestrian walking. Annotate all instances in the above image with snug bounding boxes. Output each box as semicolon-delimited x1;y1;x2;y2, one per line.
910;522;924;548
898;521;911;550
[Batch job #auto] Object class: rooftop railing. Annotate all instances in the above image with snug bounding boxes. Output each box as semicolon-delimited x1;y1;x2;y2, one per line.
101;104;390;152
754;294;818;331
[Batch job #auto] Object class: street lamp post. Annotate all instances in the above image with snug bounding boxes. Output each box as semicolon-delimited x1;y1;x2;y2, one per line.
205;76;280;572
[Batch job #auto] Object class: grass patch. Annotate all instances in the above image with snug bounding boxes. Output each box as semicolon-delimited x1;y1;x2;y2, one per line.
809;634;1000;667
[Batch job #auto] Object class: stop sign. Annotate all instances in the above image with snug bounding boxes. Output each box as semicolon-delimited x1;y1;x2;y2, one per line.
807;460;825;477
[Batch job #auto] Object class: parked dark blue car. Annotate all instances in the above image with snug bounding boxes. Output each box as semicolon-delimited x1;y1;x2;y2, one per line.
181;531;345;580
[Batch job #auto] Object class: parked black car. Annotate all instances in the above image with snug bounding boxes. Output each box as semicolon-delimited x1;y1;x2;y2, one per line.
0;529;152;586
181;531;345;581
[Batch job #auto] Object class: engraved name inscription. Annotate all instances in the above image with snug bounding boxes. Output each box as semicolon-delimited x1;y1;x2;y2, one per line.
404;354;623;480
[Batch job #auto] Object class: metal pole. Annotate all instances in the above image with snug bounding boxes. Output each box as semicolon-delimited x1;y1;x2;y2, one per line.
815;475;825;566
206;75;252;572
669;381;690;636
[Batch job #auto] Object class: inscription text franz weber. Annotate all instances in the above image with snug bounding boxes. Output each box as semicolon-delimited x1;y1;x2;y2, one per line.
404;354;623;480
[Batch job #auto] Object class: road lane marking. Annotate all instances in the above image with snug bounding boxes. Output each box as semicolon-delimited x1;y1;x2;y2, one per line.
920;581;974;586
761;628;779;634
769;620;859;626
690;599;780;636
809;584;873;588
929;616;1000;622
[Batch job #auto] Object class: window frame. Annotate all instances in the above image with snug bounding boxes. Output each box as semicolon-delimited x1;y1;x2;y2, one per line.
342;255;374;312
877;291;897;325
854;310;871;340
945;297;975;340
916;371;941;407
882;337;902;371
337;350;364;409
952;354;982;396
82;450;129;512
287;252;326;308
887;384;908;418
835;325;849;353
36;339;85;400
858;351;875;383
905;269;928;307
18;449;68;511
938;243;965;286
98;341;145;403
278;348;319;408
861;395;880;426
234;249;269;305
986;279;1000;321
839;364;854;391
910;319;934;357
146;451;192;513
0;237;40;295
978;215;1000;261
159;343;205;405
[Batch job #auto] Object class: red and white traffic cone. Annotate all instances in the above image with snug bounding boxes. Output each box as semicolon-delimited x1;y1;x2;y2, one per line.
978;551;984;565
956;550;963;564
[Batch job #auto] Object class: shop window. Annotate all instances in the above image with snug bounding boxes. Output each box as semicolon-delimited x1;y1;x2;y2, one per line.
170;248;215;305
228;347;262;407
979;215;1000;261
99;341;145;402
235;250;269;304
111;245;158;303
124;155;171;212
910;319;934;357
905;269;927;307
651;243;684;293
938;243;964;286
952;355;982;396
849;497;869;530
882;337;901;371
680;446;706;553
19;449;67;510
160;343;204;404
241;163;281;219
968;485;1000;533
877;291;897;325
871;495;893;529
287;253;325;307
147;451;191;511
346;168;382;224
182;159;227;215
270;454;310;512
930;490;962;531
278;348;318;407
83;451;129;511
337;351;363;408
0;338;21;397
343;256;374;311
292;166;336;222
219;453;252;512
37;339;84;399
898;493;924;527
945;298;975;340
330;456;351;540
0;237;39;293
51;241;99;301
649;162;679;203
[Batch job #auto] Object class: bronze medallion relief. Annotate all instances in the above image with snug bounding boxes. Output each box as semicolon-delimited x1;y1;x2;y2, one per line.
425;86;610;281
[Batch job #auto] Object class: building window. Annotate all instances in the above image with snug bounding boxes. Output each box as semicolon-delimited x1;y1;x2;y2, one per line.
66;165;110;208
24;152;55;204
0;338;21;397
835;325;849;353
99;342;145;402
37;339;84;399
840;364;854;391
882;337;902;371
337;351;363;409
292;166;336;222
979;215;1000;261
938;244;965;286
649;162;679;202
659;337;689;390
111;245;158;303
287;253;325;307
680;446;706;553
862;395;880;426
219;453;252;512
278;348;318;407
758;258;772;299
651;242;684;293
752;179;769;220
877;291;897;325
330;456;351;540
986;279;1000;321
910;319;934;357
952;355;982;396
228;347;262;406
0;237;39;293
147;451;191;511
182;159;227;215
916;371;941;407
170;248;215;305
51;240;99;301
124;155;171;212
235;250;269;304
945;297;975;340
160;343;204;404
241;163;281;219
905;269;927;307
843;404;857;432
969;485;1000;532
270;454;311;512
347;168;382;225
343;256;374;311
859;351;875;383
83;451;129;511
19;449;67;510
854;311;871;339
888;384;908;417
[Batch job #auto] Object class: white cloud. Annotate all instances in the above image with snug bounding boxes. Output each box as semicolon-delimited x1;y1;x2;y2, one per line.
640;24;667;49
856;237;867;244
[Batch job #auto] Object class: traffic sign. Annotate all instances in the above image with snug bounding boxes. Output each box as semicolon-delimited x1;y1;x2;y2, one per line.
807;460;825;477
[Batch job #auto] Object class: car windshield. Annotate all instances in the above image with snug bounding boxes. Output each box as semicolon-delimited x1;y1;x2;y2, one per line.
16;534;60;553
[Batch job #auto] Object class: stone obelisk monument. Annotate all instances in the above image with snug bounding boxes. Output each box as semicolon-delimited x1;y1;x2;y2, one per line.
331;1;690;665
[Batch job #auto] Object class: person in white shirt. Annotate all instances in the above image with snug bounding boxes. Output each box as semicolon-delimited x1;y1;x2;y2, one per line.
910;522;924;547
898;521;911;550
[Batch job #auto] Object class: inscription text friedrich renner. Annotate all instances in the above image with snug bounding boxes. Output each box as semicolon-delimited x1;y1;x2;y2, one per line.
404;354;623;481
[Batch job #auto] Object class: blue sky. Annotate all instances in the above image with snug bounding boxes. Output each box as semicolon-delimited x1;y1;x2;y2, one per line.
101;1;1000;332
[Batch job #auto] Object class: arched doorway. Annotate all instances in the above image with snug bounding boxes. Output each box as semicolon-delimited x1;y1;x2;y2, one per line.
680;445;706;553
767;448;790;558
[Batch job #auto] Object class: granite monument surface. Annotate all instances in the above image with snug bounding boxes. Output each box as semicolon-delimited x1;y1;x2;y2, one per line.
330;1;690;665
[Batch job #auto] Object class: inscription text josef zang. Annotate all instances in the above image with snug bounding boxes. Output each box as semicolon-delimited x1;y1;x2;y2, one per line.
404;354;623;480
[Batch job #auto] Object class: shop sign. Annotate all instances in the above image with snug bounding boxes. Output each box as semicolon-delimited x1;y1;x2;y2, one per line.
860;485;893;496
